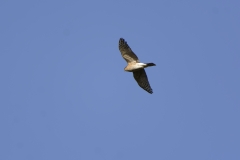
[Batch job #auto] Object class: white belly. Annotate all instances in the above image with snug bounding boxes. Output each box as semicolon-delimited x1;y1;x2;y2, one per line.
133;63;146;69
125;63;147;72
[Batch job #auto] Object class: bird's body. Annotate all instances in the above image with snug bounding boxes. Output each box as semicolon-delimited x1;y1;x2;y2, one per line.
118;38;156;94
124;62;155;72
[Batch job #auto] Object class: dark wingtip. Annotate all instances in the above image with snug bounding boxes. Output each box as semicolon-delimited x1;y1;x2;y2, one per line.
119;38;125;44
146;88;153;94
147;89;153;94
119;38;125;41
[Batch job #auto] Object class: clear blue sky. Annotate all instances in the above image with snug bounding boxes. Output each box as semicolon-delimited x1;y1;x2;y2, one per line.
1;0;240;159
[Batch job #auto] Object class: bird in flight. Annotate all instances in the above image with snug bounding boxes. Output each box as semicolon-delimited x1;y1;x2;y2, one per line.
118;38;156;94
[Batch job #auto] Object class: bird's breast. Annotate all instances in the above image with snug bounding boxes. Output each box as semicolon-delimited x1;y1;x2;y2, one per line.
124;63;145;72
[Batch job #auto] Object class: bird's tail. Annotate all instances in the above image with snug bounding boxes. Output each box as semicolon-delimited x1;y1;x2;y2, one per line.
146;63;156;67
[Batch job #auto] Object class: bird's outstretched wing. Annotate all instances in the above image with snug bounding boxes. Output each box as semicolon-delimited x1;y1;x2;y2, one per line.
133;69;153;94
119;38;139;63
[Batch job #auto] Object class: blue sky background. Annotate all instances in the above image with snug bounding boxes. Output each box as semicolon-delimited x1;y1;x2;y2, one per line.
1;0;240;159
